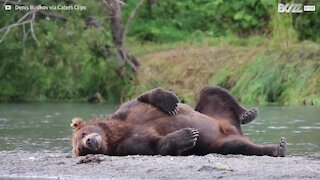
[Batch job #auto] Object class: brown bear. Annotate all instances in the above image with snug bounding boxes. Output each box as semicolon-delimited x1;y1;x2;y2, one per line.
71;86;287;157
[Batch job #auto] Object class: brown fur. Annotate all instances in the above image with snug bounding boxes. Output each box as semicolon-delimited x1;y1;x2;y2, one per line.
71;87;287;157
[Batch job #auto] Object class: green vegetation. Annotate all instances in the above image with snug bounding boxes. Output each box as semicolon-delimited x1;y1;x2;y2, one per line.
210;43;320;106
0;0;319;105
126;0;320;43
134;39;320;106
0;0;134;103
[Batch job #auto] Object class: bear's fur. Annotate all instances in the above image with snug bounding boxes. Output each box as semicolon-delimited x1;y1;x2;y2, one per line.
71;86;287;157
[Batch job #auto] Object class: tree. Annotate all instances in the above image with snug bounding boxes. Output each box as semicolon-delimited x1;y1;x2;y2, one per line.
1;0;144;72
101;0;144;72
0;0;143;102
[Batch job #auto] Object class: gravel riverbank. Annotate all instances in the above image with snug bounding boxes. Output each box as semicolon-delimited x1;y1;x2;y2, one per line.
0;153;319;180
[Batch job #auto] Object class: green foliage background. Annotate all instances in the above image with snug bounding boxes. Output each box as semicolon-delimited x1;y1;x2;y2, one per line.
0;0;135;102
0;0;319;104
127;0;319;43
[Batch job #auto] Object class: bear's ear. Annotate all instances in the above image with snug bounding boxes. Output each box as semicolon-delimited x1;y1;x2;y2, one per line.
71;117;85;130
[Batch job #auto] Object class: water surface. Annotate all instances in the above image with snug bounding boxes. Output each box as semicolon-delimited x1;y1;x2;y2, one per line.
243;106;320;155
0;103;116;154
0;103;319;155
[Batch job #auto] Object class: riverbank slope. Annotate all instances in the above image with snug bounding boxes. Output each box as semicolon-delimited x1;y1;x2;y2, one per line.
134;41;320;106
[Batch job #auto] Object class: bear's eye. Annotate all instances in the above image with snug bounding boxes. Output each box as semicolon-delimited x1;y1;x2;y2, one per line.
80;132;87;138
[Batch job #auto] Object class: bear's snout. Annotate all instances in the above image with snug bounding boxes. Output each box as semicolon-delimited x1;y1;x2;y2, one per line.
83;133;101;150
86;137;97;147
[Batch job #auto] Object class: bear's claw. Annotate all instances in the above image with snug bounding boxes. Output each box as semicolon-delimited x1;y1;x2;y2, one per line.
155;91;179;116
240;107;258;124
174;128;199;151
277;137;287;157
137;88;180;116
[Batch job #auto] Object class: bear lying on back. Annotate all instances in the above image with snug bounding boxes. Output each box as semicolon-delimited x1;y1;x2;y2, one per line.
71;86;287;157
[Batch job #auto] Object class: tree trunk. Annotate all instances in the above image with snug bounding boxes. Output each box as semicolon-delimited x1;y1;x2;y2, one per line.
106;0;140;72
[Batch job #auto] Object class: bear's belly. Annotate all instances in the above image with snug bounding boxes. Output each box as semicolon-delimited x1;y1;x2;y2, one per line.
117;102;233;155
139;112;223;154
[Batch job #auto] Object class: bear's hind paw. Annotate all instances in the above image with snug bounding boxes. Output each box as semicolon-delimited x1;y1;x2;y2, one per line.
240;107;258;124
277;137;287;157
175;128;199;152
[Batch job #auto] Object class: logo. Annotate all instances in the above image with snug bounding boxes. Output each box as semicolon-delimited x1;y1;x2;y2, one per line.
278;3;303;13
304;5;316;12
4;5;12;11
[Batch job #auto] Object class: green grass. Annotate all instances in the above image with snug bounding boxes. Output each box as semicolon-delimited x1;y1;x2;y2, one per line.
213;45;320;105
131;38;320;106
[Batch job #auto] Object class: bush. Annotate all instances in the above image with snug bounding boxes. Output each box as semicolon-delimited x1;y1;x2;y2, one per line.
124;0;319;43
0;1;134;102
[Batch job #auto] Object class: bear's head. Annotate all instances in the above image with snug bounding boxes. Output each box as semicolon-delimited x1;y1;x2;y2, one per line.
71;117;108;156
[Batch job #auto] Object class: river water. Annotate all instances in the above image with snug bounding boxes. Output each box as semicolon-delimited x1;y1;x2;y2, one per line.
0;103;319;155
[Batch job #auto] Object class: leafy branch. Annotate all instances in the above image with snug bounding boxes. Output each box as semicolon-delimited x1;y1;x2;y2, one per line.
0;0;67;45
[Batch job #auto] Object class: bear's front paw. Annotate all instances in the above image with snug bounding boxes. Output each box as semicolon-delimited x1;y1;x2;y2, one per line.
152;89;179;116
